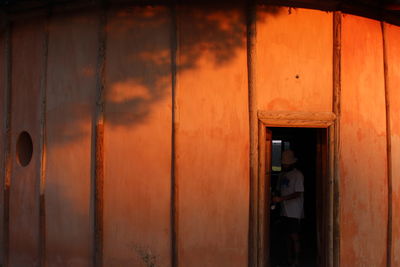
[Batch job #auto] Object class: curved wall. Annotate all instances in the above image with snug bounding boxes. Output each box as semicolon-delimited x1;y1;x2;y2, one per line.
340;14;387;266
0;3;399;267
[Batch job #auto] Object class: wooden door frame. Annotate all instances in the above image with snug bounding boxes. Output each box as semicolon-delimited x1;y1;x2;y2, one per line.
250;110;337;267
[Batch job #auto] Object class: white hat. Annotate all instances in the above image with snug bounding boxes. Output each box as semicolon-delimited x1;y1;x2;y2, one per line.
281;150;297;165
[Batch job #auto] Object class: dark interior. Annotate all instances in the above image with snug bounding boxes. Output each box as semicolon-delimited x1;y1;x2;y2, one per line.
269;127;323;267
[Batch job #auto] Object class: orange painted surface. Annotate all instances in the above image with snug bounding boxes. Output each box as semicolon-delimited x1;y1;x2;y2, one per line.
340;15;387;267
45;12;98;266
103;7;172;266
9;19;45;266
384;22;400;266
0;5;397;266
256;7;333;112
176;6;249;266
0;29;5;266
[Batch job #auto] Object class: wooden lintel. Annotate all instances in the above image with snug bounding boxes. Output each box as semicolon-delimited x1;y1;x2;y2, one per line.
257;111;337;128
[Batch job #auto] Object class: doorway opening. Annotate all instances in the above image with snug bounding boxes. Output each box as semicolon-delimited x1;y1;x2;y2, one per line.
266;127;329;267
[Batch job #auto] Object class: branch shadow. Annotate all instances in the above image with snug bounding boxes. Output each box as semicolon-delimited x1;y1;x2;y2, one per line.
44;4;282;144
102;4;279;130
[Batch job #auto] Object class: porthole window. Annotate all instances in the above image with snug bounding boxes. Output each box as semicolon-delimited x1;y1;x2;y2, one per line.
16;131;33;167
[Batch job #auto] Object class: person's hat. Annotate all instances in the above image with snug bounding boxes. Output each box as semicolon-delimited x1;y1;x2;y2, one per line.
281;150;297;165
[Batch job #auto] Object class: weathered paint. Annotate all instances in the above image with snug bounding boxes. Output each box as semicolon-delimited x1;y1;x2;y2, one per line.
384;22;400;267
340;14;387;267
0;3;399;266
256;7;333;112
176;6;249;266
103;6;172;266
0;25;6;267
44;11;98;266
9;19;46;266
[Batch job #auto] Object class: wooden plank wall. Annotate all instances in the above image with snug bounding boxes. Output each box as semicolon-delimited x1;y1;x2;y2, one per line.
340;14;388;267
1;3;400;267
384;22;400;267
176;5;249;267
44;11;98;266
8;18;46;266
256;7;333;113
254;7;333;265
0;22;6;267
103;6;173;266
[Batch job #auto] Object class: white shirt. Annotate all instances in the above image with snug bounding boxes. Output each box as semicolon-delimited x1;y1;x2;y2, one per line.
277;168;304;219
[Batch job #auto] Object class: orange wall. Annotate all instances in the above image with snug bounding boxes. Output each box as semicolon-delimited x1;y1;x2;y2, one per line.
340;15;387;267
256;7;333;112
9;19;46;266
0;4;398;267
45;12;98;266
384;22;400;266
103;6;172;266
176;6;249;266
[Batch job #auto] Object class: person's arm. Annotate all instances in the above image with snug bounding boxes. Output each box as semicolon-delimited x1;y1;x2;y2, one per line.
272;192;302;203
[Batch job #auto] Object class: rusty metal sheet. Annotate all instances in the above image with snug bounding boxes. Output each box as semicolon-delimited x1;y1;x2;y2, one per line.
44;11;98;266
103;6;172;266
384;22;400;267
176;6;249;266
340;14;387;267
256;7;333;112
9;19;46;266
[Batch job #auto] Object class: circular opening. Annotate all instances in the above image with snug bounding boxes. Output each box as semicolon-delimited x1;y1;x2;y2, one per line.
16;131;33;167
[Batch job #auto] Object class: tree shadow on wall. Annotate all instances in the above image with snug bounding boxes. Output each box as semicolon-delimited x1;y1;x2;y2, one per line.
47;4;283;143
102;4;280;129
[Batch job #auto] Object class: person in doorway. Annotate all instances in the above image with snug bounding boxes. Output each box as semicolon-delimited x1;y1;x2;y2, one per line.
272;149;304;267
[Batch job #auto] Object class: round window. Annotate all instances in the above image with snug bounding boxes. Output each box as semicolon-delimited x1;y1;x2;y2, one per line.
16;131;33;167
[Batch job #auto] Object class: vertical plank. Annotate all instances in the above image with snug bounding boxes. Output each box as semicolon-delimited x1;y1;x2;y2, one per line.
103;6;172;266
332;11;341;267
247;2;258;266
381;21;392;267
176;5;249;266
9;18;46;266
39;11;49;267
258;126;272;266
94;7;106;267
44;11;98;266
340;14;387;267
257;121;266;267
316;130;323;266
0;20;7;267
383;22;400;267
2;21;11;267
170;3;178;267
329;125;336;267
256;7;333;112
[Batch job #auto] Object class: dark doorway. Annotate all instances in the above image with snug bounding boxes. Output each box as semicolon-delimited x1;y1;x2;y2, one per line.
267;127;328;267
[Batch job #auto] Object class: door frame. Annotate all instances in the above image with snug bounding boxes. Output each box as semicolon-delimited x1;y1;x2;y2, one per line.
250;110;337;267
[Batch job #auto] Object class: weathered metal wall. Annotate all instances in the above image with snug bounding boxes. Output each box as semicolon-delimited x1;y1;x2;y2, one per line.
340;14;388;266
45;11;98;266
176;5;249;266
385;22;400;267
0;4;400;267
